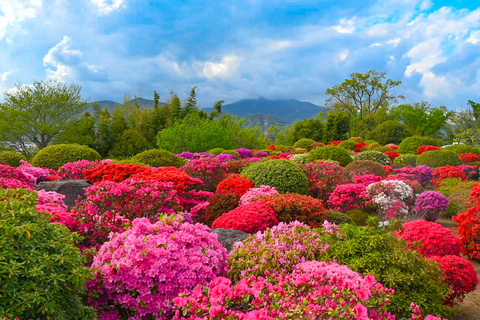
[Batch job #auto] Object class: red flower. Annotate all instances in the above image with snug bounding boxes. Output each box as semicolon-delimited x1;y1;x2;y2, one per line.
212;202;279;233
384;151;400;162
459;153;480;163
417;145;442;155
431;166;466;188
355;142;368;152
216;174;254;197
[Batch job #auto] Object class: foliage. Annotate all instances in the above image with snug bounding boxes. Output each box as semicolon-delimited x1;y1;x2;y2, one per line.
366;180;414;220
397;135;440;155
416;191;449;221
293;138;316;150
431;166;466;188
215;174;254;197
443;144;480;156
57;159;102;180
307;145;353;167
366;120;413;145
83;163;150;183
354;150;391;165
241;159;309;194
108;129;151;159
338;140;356;150
131;148;186;167
202;193;240;226
180;158;229;192
212;202;279;234
322;111;350;143
290;153;308;164
393;153;418;167
416;150;462;169
326;210;355;225
0;188;94;320
300;160;345;201
346;209;371;226
31;143;101;170
239;185;279;205
327;183;372;212
453;204;480;259
276;116;323;145
342;160;386;181
0;151;27;167
418;145;442;155
87;216;228;320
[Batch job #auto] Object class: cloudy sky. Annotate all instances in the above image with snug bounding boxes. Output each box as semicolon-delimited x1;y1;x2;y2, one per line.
1;0;480;109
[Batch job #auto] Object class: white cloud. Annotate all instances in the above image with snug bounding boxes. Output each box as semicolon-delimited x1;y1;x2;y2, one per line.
0;71;10;92
467;29;480;44
0;0;42;41
267;40;292;52
333;18;356;34
339;50;349;61
202;55;240;79
91;0;125;15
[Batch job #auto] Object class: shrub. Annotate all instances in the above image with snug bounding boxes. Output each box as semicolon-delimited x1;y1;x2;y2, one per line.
392;165;432;187
290;153;308;164
108;129;151;159
253;193;327;227
439;180;476;217
0;164;36;189
345;209;371;226
393;154;418;168
234;148;252;158
214;153;237;162
453;204;480;259
180;158;229;192
418;145;442;155
457;164;478;180
31;144;101;170
57;159;102;180
342;160;386;181
397;135;440;154
215;174;254;197
365;142;381;150
415;191;449;221
221;150;240;158
355;141;368;151
0;189;94;320
207;148;226;156
239;185;279;205
429;255;478;306
431;165;467;188
211;202;279;234
87;216;228;320
338;140;356;151
293;138;316;150
366;180;414;221
443;144;480;156
354;150;391;165
83;163;151;183
327;183;371;212
240;159;309;195
326;210;355;225
366;120;413;145
300;160;345;201
0;151;27;167
353;173;383;186
384;150;400;162
131;148;186;167
417;150;462;169
396;220;461;257
307;145;353;167
292;147;307;154
202;193;240;226
224;157;259;174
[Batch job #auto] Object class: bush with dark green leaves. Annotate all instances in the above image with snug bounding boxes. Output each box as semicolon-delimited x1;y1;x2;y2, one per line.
345;209;371;226
208;148;226;156
108;129;151;159
326;210;355;225
221;150;240;158
0;188;94;320
443;144;480;156
338;140;356;151
307;145;353;167
342;160;386;181
366;120;413;145
241;159;309;194
293;138;316;150
397;135;440;154
132;149;186;168
354;150;391;165
416;150;462;168
393;154;418;168
0;151;27;167
31;143;101;170
365;142;381;150
111;159;147;166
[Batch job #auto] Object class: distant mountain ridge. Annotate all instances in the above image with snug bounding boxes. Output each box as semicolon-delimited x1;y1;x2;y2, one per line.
88;98;161;111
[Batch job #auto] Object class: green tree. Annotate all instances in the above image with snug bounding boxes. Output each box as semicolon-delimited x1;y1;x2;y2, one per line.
56;111;97;148
0;80;88;157
181;86;199;119
275;114;324;145
323;111;350;143
453;100;480;146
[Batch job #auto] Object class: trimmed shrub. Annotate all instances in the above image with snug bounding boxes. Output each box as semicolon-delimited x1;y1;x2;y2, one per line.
416;191;449;221
180;158;229;192
57;159;102;180
203;193;240;226
327;183;371;212
0;189;94;320
83;163;151;183
241;159;309;195
342;160;386;181
418;145;442;155
397;135;440;154
31;143;101;170
131;149;186;167
290;153;308;164
443;144;480;156
207;148;226;156
337;140;356;151
215;174;254;197
326;210;355;225
293;138;316;150
307;145;353;167
431;166;466;188
0;151;27;167
416;150;462;169
108;129;151;159
393;154;418;168
366;120;413;145
345;209;371;226
348;136;364;143
365;142;381;150
354;150;391;165
239;185;279;205
300;160;345;201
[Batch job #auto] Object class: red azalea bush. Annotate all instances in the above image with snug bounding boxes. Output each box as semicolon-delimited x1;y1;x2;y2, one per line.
417;145;442;155
253;193;327;227
266;144;282;150
431;166;467;188
353;174;383;186
58;159;102;180
225;158;259;174
216;174;254;197
327;183;372;212
383;165;394;175
180;158;228;192
342;160;387;182
87;216;228;320
328;140;342;146
83;163;150;183
300;160;345;201
396;220;462;257
203;193;241;226
429;255;478;306
459;153;480;163
212;201;279;234
453;204;480;259
355;142;368;152
384;150;400;162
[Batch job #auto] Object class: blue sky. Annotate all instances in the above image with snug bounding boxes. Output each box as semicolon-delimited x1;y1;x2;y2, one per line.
1;0;480;110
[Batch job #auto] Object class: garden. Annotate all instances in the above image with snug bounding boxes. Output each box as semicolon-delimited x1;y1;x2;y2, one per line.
1;135;480;320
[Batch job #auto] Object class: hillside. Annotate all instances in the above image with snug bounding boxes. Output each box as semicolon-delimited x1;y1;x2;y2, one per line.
88;98;159;111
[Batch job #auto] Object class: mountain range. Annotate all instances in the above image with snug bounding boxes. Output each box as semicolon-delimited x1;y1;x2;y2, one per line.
88;97;326;124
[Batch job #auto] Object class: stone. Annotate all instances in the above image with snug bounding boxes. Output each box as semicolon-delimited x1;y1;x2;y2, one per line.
211;228;250;252
36;180;92;209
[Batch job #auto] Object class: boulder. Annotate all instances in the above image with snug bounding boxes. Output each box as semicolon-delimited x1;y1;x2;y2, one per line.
36;180;92;209
211;228;250;252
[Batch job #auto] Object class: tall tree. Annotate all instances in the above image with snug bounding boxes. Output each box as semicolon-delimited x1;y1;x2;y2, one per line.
323;111;350;143
0;80;88;156
181;86;198;119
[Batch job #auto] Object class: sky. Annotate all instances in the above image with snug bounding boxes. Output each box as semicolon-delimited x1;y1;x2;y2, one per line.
1;0;480;110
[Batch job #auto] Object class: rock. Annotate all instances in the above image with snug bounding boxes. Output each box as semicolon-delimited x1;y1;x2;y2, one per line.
36;180;92;209
211;228;251;252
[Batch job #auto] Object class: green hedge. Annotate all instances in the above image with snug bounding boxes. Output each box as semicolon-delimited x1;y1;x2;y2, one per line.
416;150;462;168
31;144;101;170
307;146;353;167
132;149;186;167
443;144;480;156
397;136;440;154
0;151;27;167
393;154;418;168
293;138;316;150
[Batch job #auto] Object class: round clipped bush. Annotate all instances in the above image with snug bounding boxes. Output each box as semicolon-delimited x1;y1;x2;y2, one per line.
108;129;151;159
393;154;418;168
346;209;371;226
354;150;391;165
290;153;308;164
241;159;309;194
342;160;386;181
212;202;279;234
0;189;94;320
416;150;462;169
88;216;228;320
307;145;353;167
443;144;480;156
202;193;240;226
338;140;356;151
293;138;316;150
31;143;101;170
215;174;254;197
327;183;371;212
397;135;440;154
366;120;413;145
300;160;345;201
131;148;186;167
326;210;355;225
207;148;226;156
396;220;462;257
0;151;27;167
181;158;229;192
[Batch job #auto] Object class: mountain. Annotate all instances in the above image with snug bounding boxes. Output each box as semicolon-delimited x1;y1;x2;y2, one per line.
88;98;159;111
203;97;326;123
240;114;292;128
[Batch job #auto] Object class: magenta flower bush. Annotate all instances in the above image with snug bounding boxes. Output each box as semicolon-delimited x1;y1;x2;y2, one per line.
392;165;433;187
327;183;371;212
457;164;478;180
36;189;68;209
416;191;449;222
235;148;252;159
353;174;383;186
0;177;33;190
180;158;229;192
214;153;237;162
366;180;413;220
239;185;279;205
87;216;228;320
57;159;102;180
300;160;345;201
253;150;268;158
19;160;52;182
0;163;36;189
176;151;196;160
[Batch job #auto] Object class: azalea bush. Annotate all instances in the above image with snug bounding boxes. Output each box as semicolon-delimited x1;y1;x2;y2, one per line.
416;191;449;221
431;165;466;188
180;158;228;192
0;177;33;190
384;150;400;162
328;183;372;212
457;164;478;180
300;160;345;201
57;159;102;180
392;165;433;187
307;145;353;167
354;150;391;165
366;180;413;221
235;148;252;159
212;202;278;234
459;153;480;163
202;193;240;226
87;216;228;320
83;163;150;183
353;174;383;186
342;160;386;181
215;174;254;197
0;164;36;189
417;145;442;155
453;204;480;259
239;185;279;205
393;154;418;168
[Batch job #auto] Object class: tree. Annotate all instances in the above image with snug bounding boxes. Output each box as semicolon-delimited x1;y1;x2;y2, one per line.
325;70;404;121
275;114;324;145
0;80;88;157
323;111;350;143
452;100;480;146
56;111;97;148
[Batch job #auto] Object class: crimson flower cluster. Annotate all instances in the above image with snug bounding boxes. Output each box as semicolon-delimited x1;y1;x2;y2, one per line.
83;163;151;183
417;145;442;155
459;153;480;163
215;174;254;197
300;160;345;201
431;166;467;188
180;158;228;192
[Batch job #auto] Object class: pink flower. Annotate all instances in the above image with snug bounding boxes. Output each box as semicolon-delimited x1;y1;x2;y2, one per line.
354;304;369;320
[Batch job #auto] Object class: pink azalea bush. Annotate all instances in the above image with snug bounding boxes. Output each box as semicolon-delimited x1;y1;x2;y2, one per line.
239;185;279;205
214;153;237;162
393;166;433;187
235;148;252;159
416;191;449;221
180;158;229;192
353;174;383;186
57;159;102;180
300;160;345;201
87;216;228;320
0;163;36;189
327;183;371;212
0;177;33;190
19;160;50;182
366;180;413;220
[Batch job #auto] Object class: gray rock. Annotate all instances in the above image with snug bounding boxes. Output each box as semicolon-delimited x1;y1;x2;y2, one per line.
36;180;92;209
211;228;251;252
